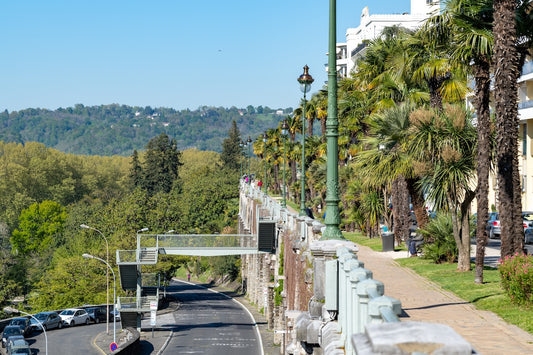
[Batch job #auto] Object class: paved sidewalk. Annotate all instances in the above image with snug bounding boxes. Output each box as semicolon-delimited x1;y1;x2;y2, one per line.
356;244;533;355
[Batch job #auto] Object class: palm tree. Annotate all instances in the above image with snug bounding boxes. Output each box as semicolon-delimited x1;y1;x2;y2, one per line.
408;105;477;271
425;0;494;282
492;0;524;257
355;102;418;242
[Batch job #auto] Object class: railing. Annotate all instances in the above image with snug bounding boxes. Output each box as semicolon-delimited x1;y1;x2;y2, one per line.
522;60;533;76
117;295;158;312
519;100;533;110
141;273;159;287
332;247;401;354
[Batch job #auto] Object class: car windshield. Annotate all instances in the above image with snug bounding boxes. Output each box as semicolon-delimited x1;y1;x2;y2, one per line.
11;340;28;347
60;310;75;315
34;313;48;320
12;349;31;355
10;319;26;326
3;327;22;336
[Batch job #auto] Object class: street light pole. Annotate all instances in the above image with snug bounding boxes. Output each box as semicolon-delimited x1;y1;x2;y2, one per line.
239;140;244;180
80;224;110;334
4;307;47;355
83;253;116;345
263;133;268;195
281;120;289;208
247;136;252;184
297;65;314;217
323;0;344;239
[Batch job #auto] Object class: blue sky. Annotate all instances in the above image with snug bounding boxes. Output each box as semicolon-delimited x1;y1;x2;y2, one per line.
1;0;414;112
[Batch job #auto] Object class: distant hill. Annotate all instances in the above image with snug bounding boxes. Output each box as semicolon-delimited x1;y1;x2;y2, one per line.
0;104;292;156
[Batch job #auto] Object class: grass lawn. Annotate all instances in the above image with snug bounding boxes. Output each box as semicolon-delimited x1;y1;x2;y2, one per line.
344;232;533;335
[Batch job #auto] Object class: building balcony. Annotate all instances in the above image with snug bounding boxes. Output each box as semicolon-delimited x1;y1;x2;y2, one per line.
519;100;533;121
522;61;533;76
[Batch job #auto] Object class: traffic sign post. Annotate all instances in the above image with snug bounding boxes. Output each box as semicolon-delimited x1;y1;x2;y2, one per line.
150;300;157;338
110;342;118;352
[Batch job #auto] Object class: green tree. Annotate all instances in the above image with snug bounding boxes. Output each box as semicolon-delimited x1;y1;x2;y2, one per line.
409;105;477;271
428;0;494;282
220;120;242;171
129;149;143;188
11;200;67;256
142;133;183;195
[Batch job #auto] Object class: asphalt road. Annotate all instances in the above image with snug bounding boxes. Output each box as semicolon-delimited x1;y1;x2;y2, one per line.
160;280;262;355
8;321;108;354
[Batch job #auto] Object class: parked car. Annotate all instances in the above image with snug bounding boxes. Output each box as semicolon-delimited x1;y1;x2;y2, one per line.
30;311;63;331
1;326;23;348
8;317;32;336
6;337;30;355
525;227;533;244
59;308;90;326
110;309;121;322
522;211;533;229
487;212;500;239
85;307;107;324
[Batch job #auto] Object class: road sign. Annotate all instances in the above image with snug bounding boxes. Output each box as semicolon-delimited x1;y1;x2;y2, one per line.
150;310;156;326
150;300;158;311
110;342;118;352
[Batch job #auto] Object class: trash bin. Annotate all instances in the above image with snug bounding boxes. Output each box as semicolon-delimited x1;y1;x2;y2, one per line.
382;232;394;252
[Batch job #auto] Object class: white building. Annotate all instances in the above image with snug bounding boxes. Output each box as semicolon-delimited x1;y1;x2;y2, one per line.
334;0;440;78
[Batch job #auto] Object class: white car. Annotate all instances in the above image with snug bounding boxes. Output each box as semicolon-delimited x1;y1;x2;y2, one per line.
59;308;90;326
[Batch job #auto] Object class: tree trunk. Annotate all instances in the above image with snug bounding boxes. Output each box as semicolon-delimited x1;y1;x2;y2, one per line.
391;176;410;245
406;177;429;229
457;190;475;272
321;117;327;139
474;58;492;283
493;0;524;258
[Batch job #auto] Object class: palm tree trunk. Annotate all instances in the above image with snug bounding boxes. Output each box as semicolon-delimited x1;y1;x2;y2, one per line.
493;0;524;258
474;58;492;283
391;176;410;245
458;190;476;272
406;177;429;229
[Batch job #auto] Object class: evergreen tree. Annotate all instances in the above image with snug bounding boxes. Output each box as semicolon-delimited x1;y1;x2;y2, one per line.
220;120;242;171
129;150;143;188
142;133;183;195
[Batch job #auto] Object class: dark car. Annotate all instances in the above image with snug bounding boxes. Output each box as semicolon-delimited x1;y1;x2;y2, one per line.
1;326;23;348
6;336;30;355
30;311;63;331
85;307;107;324
8;317;32;336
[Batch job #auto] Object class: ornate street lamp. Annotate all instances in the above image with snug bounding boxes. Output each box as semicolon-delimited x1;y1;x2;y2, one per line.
263;133;268;195
297;65;314;216
323;0;344;239
281;119;289;208
80;224;110;334
247;136;252;184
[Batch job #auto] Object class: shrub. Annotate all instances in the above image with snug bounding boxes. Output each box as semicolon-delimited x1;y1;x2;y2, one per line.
418;213;458;263
499;253;533;305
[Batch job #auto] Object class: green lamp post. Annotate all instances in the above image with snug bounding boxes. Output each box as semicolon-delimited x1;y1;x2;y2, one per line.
247;136;252;184
297;65;314;217
263;133;268;194
322;0;344;239
239;140;244;180
281;119;289;208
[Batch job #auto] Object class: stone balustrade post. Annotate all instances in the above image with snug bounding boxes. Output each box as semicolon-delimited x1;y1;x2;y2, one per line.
356;279;384;334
